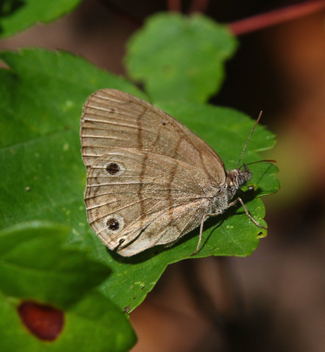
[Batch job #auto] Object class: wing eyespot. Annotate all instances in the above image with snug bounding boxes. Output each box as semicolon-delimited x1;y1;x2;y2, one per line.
107;217;120;230
103;214;125;234
105;162;125;176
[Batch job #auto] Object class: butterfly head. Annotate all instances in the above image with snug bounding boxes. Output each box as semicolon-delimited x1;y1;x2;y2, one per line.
226;164;252;198
227;111;263;198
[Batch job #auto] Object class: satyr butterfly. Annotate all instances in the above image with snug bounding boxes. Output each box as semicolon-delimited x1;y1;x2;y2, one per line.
80;89;268;256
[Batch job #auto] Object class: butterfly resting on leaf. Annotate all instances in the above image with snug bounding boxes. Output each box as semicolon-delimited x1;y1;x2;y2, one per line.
80;89;270;257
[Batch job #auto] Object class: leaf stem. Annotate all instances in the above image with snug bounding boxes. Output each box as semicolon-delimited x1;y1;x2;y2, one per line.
228;0;325;36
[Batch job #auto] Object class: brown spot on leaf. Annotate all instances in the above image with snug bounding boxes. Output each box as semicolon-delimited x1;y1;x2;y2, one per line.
18;301;64;341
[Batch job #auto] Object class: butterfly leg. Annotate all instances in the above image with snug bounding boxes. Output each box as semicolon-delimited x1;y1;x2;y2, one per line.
228;197;266;229
191;197;266;256
191;209;224;256
191;214;208;256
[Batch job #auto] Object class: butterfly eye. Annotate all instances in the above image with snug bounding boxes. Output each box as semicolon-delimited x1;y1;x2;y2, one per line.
105;162;125;176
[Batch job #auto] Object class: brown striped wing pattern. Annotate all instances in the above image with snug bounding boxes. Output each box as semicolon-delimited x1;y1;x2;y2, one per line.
80;89;227;256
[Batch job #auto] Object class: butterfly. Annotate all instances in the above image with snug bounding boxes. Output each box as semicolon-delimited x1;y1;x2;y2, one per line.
80;89;266;256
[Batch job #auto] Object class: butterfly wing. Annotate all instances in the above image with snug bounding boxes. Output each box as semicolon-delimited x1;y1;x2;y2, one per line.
84;148;212;256
81;89;227;256
81;89;226;187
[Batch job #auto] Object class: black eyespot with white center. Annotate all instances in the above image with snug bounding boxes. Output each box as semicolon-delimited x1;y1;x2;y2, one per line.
106;217;119;231
103;214;125;234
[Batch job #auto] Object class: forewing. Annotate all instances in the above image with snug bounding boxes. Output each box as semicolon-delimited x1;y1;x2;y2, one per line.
84;149;211;256
81;89;226;186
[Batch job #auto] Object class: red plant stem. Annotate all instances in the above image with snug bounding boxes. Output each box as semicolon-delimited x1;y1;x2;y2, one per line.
167;0;182;12
188;0;210;14
229;0;325;36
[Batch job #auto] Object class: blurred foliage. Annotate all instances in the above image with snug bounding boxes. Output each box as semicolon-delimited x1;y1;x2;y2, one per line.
0;0;82;38
0;10;278;352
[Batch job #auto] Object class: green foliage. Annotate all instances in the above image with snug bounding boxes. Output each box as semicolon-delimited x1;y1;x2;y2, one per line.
126;12;237;103
0;0;82;38
0;222;136;351
0;9;279;351
0;222;111;307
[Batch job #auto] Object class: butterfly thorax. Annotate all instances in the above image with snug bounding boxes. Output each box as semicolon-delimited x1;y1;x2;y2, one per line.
205;166;252;215
226;167;252;200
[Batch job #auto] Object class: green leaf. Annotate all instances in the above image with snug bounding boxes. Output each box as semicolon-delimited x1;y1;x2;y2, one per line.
0;48;146;238
126;12;237;103
0;48;278;315
0;221;111;308
0;290;136;351
99;102;279;311
0;222;136;351
0;0;82;38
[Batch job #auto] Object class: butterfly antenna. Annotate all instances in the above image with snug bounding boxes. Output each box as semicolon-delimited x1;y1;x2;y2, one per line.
237;111;263;169
240;159;276;169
